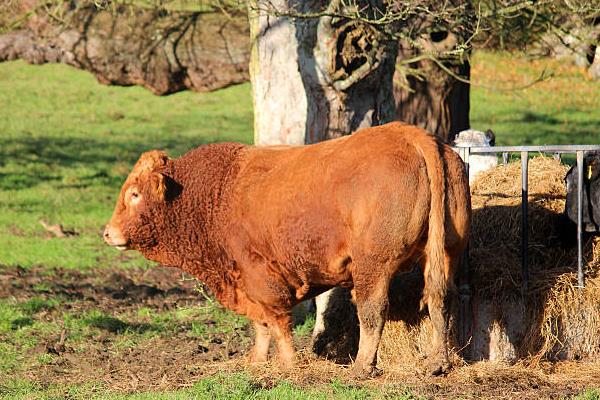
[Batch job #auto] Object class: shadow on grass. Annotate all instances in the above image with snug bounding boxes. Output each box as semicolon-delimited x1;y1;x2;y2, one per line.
521;111;561;125
500;112;600;144
84;315;161;334
0;135;229;190
11;317;34;330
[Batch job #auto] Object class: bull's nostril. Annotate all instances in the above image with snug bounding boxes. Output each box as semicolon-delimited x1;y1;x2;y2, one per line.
103;228;110;238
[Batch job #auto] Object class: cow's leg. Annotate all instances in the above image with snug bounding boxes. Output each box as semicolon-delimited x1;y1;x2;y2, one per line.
270;314;295;368
424;253;457;376
249;321;271;363
351;270;390;378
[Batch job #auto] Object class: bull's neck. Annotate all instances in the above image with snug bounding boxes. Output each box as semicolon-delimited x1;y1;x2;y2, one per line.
145;143;245;306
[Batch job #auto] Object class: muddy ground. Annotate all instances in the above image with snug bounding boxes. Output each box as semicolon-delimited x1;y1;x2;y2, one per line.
1;265;598;398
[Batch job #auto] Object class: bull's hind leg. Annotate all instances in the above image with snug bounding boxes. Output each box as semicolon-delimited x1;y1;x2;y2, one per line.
423;253;459;376
249;322;271;363
351;265;391;378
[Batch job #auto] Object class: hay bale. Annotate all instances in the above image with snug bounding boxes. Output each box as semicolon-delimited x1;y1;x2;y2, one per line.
380;156;600;368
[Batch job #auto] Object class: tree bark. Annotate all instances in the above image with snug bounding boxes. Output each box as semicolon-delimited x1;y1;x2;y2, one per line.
393;3;472;142
249;0;398;145
394;50;470;142
0;2;250;95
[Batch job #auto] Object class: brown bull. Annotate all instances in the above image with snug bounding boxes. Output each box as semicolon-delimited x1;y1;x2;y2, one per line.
103;122;470;377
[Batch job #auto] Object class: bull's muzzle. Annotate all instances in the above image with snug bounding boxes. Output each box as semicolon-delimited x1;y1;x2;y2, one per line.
103;224;127;250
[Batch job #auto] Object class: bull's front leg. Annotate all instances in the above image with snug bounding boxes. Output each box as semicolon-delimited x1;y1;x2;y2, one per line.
270;314;295;368
249;321;271;363
248;315;295;368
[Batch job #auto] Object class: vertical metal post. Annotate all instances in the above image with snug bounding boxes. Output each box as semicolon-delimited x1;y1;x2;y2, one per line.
503;152;509;165
576;151;585;289
458;146;472;354
554;153;561;162
521;152;529;293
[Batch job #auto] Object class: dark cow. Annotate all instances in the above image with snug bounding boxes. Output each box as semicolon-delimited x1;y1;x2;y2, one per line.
564;152;600;236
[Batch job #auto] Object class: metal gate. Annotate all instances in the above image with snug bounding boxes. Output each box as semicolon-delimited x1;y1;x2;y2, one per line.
455;145;600;351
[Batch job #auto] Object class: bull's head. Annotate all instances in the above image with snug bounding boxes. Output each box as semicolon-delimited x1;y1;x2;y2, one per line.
103;150;177;251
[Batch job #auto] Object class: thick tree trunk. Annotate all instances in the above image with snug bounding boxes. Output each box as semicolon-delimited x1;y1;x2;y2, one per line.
0;2;250;94
249;0;398;145
394;51;470;142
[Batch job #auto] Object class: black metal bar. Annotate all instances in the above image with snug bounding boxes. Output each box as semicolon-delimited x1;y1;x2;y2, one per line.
458;146;472;354
577;151;585;288
521;152;529;293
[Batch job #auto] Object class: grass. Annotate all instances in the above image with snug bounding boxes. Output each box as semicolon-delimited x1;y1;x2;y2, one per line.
1;52;600;398
470;51;600;146
0;292;255;394
0;373;424;400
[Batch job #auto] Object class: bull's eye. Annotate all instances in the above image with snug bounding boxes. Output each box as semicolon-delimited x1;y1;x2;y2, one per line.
127;188;141;207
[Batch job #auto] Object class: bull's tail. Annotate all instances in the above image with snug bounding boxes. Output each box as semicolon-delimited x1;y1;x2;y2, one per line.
411;128;447;309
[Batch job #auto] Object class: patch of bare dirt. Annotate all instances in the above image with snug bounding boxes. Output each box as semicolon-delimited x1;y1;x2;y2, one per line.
0;265;199;311
0;265;251;391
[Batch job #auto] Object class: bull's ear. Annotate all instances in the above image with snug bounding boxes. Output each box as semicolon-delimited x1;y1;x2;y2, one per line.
149;172;182;201
150;172;167;201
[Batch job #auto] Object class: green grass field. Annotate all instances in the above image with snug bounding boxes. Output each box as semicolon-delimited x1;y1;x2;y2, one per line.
1;52;600;399
470;52;600;145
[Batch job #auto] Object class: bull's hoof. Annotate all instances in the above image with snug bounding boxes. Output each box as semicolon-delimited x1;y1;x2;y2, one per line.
351;365;383;379
248;355;268;364
248;349;269;364
277;355;296;370
427;359;451;376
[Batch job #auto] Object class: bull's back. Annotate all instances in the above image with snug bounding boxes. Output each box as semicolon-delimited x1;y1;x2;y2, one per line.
243;125;426;210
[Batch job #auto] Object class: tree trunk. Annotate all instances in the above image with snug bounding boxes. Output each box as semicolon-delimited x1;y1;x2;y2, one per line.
394;50;470;142
0;2;250;95
393;5;472;142
249;0;398;146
